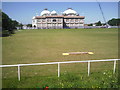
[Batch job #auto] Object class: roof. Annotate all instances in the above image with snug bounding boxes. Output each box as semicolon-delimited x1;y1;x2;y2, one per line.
64;16;85;19
35;16;46;19
34;16;85;19
46;16;64;18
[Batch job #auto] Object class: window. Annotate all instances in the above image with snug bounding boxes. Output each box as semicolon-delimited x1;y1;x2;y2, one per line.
37;19;41;22
58;19;61;22
53;19;56;22
33;20;35;23
75;19;78;22
47;19;51;22
66;19;69;22
71;19;74;22
42;19;45;22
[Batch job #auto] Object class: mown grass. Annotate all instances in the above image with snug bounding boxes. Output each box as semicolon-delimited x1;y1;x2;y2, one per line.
2;28;118;88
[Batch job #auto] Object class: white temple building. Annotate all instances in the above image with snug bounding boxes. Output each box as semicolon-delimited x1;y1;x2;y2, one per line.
32;8;85;29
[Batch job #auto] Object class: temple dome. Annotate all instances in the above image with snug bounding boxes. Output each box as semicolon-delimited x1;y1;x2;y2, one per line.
40;8;50;16
51;10;57;15
63;8;77;15
32;16;35;19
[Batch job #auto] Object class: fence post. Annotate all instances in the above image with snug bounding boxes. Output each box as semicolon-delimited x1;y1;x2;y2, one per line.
88;61;90;76
18;65;20;81
58;63;60;77
113;60;116;74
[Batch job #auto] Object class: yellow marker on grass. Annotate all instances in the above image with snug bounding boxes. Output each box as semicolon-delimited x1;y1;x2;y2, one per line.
88;52;94;54
62;53;69;55
62;52;94;55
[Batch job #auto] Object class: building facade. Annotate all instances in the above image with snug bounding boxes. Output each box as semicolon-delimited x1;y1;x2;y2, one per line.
32;8;85;29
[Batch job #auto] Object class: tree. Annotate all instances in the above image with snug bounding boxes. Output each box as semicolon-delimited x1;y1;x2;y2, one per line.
2;12;11;30
12;20;19;29
26;24;32;27
95;21;102;26
2;12;19;36
0;10;1;37
88;23;93;26
107;18;120;26
18;23;23;29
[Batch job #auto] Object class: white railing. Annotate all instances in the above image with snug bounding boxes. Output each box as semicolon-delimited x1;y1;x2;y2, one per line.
0;59;119;81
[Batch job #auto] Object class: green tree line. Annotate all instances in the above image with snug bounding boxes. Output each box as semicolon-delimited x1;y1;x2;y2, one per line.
2;12;23;37
107;18;120;26
88;18;120;26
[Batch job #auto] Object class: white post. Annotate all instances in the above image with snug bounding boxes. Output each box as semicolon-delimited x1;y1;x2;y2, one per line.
88;61;90;76
113;60;116;74
18;65;20;81
58;63;60;77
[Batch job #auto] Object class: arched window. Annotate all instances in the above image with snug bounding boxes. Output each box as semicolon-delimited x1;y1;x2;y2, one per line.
53;19;56;22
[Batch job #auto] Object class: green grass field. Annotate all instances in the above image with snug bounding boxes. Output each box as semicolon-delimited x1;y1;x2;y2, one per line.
2;28;118;88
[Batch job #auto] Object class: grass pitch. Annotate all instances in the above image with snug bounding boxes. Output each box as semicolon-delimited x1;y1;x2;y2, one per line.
2;28;118;88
